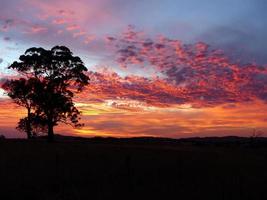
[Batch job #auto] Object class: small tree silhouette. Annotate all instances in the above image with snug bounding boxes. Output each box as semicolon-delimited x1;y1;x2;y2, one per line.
5;46;89;141
3;78;37;139
16;114;48;137
249;128;264;147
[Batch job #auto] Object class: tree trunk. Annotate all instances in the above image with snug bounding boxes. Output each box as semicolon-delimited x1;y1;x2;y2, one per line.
47;121;54;142
26;108;32;139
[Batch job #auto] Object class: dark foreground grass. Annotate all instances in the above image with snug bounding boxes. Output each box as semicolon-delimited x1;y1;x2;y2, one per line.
0;137;267;200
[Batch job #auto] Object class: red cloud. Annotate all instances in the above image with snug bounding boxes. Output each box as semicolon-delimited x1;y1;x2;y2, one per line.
103;27;267;107
73;69;243;108
73;70;185;107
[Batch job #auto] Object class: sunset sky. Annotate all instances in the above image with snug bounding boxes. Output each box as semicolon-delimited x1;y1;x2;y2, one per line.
1;0;267;138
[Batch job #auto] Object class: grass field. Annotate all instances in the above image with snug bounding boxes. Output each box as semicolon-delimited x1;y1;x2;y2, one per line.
0;136;267;200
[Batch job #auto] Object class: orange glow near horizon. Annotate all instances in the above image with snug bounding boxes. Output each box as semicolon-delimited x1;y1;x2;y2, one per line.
1;97;266;139
66;100;267;138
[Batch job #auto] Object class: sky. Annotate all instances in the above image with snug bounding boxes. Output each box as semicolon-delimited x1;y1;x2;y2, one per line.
0;0;267;138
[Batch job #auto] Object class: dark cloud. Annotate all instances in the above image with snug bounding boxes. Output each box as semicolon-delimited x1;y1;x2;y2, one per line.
3;37;11;41
0;18;15;31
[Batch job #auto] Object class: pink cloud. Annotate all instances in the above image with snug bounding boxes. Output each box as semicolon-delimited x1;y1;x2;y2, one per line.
73;31;86;38
52;18;68;25
28;25;47;34
103;27;267;106
84;35;96;44
66;24;80;31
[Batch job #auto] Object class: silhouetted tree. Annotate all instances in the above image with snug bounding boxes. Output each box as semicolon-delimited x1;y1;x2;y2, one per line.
2;78;37;139
17;113;48;137
7;46;89;141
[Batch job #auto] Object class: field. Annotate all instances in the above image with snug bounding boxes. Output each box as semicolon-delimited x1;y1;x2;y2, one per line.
0;136;267;200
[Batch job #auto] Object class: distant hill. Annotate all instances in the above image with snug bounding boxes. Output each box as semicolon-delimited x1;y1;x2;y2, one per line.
17;134;267;148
